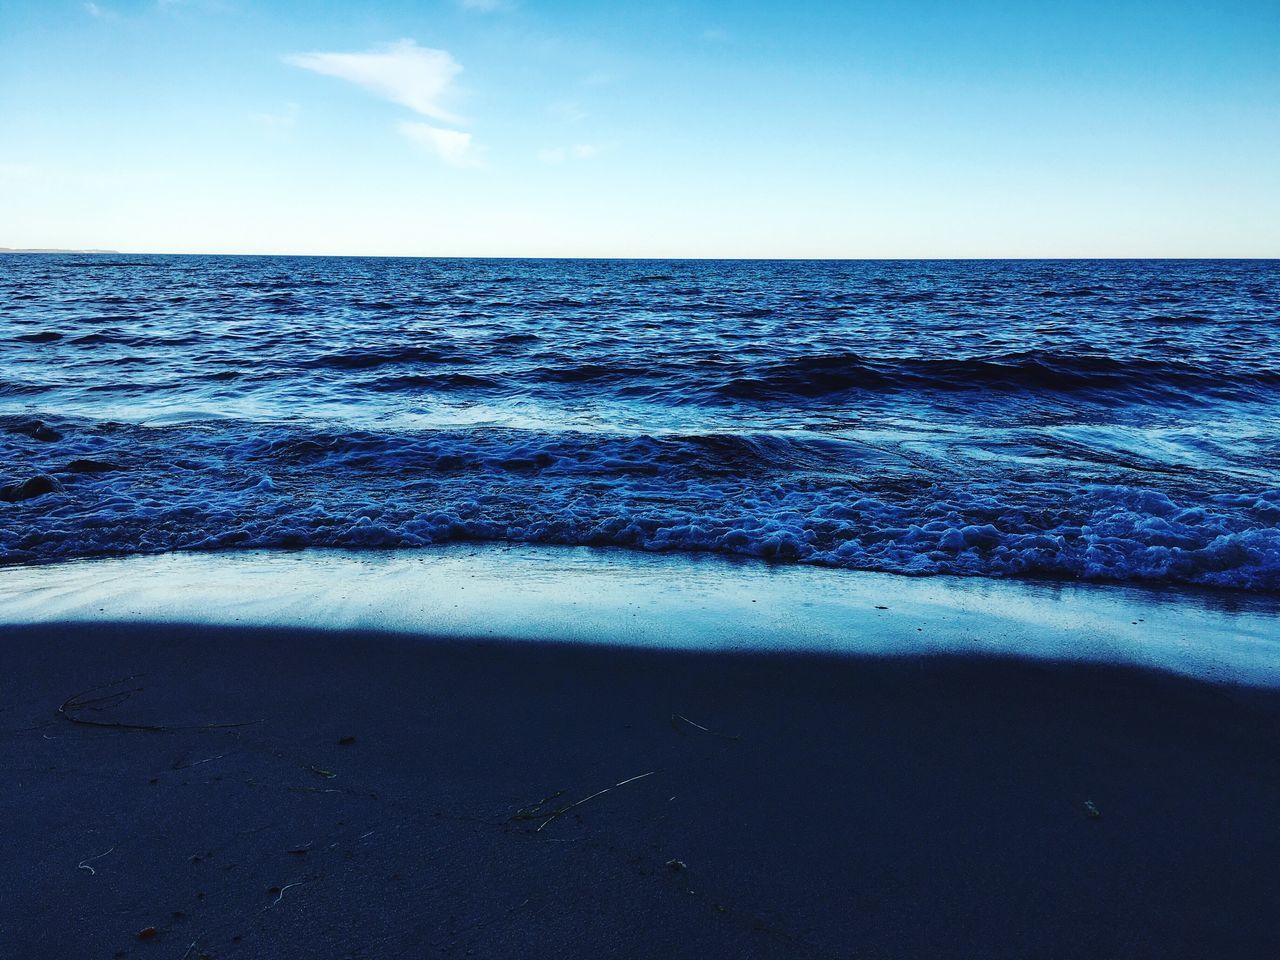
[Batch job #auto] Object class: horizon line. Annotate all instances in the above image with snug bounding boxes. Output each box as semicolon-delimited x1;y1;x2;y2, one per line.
3;248;1278;262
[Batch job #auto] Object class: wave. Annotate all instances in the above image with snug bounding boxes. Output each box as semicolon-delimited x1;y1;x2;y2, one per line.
306;346;464;369
713;350;1280;403
63;260;153;268
360;373;506;392
2;415;1277;591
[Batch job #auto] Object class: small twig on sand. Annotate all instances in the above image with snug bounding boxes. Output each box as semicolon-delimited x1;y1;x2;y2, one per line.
77;847;115;876
173;754;225;770
511;790;565;822
536;771;657;832
59;679;166;732
266;878;314;910
57;677;262;732
670;713;741;741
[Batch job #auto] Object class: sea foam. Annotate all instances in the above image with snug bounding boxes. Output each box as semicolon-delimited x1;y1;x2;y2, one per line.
3;416;1277;590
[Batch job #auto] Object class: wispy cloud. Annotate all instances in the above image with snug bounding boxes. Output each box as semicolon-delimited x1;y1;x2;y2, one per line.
458;0;510;11
285;39;464;125
399;121;481;168
83;2;111;17
537;144;599;164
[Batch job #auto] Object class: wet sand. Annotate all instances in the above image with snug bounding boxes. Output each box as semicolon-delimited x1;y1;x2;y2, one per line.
2;551;1279;958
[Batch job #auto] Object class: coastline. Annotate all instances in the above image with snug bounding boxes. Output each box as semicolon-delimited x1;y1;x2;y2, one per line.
2;546;1279;685
3;549;1279;958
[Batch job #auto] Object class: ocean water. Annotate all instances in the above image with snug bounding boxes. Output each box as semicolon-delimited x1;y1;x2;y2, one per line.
2;255;1278;591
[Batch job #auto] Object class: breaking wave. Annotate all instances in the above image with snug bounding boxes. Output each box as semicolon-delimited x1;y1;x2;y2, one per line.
3;415;1278;591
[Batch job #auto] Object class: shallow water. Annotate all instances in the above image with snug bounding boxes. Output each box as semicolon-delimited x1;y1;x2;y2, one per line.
2;255;1278;589
7;547;1280;686
3;547;1278;685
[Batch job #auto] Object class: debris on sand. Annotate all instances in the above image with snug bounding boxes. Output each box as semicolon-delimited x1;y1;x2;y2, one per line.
535;771;657;832
77;847;115;876
266;879;311;908
670;713;740;741
511;790;566;822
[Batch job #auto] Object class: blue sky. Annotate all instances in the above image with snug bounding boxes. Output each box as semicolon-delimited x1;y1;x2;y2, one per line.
2;0;1278;257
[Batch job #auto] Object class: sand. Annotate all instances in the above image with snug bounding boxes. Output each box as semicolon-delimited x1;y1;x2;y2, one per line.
2;548;1278;959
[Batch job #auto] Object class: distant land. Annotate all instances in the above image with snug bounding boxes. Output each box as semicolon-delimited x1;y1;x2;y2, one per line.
0;247;119;254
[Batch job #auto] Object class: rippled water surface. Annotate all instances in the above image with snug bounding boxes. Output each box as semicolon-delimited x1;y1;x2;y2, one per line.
2;255;1278;589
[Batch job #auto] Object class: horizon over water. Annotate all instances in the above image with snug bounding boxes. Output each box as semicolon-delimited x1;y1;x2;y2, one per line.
2;254;1278;592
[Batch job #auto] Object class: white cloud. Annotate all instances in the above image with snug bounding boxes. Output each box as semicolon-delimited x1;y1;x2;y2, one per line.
286;39;485;167
83;2;109;16
399;121;481;168
285;39;464;125
458;0;509;10
537;144;599;164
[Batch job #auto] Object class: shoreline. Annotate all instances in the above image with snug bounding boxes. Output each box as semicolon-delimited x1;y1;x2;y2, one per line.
2;546;1279;687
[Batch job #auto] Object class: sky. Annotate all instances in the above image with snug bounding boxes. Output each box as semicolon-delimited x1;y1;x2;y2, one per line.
1;0;1278;258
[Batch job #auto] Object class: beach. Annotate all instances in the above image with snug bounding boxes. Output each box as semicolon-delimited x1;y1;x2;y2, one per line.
3;549;1278;959
6;4;1279;955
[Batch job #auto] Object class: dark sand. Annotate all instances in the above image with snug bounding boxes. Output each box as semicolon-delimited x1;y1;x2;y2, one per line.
2;620;1279;959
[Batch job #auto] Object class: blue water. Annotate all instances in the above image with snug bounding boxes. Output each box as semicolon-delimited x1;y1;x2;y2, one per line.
2;255;1279;590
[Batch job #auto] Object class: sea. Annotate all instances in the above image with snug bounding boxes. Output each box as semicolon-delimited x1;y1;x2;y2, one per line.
2;255;1278;591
